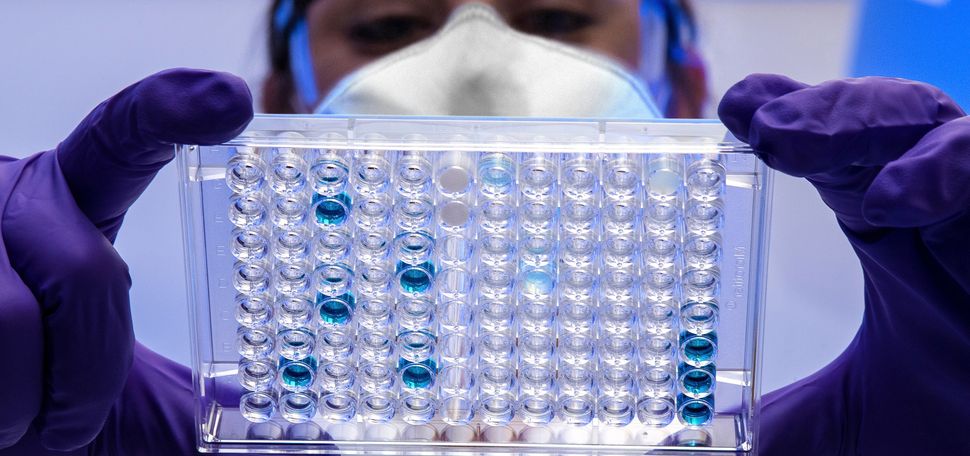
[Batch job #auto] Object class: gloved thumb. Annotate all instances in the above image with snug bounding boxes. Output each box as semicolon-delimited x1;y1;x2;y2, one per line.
863;116;970;227
56;68;253;241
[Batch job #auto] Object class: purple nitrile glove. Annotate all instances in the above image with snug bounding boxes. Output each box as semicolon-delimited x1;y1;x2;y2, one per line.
719;74;970;455
0;68;253;454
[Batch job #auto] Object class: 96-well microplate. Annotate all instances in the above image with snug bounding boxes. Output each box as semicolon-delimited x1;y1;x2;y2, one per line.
179;116;770;454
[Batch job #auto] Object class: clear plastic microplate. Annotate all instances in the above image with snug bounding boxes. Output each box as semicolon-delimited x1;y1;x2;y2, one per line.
178;115;771;454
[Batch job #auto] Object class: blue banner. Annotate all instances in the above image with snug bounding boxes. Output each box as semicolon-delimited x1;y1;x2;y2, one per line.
853;0;970;108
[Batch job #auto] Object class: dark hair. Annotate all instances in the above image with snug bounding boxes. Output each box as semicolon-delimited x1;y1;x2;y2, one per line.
263;0;707;117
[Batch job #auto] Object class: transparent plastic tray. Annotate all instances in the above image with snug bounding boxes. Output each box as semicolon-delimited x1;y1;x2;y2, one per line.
177;115;771;454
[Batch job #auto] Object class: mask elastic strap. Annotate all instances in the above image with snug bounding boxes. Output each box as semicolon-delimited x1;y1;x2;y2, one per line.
273;0;295;32
289;18;320;110
640;0;669;114
640;0;693;116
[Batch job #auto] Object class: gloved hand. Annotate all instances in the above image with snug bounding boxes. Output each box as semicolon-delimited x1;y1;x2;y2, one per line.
0;68;253;454
719;74;970;455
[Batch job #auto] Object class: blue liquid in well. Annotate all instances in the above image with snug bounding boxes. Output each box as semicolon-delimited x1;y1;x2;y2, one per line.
523;270;555;297
279;356;317;389
681;331;717;365
397;358;437;389
316;293;356;325
313;193;352;225
478;155;514;190
679;396;714;426
396;261;435;293
681;364;715;396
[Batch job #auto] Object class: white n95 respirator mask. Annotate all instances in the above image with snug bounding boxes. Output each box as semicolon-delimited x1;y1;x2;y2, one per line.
315;3;662;118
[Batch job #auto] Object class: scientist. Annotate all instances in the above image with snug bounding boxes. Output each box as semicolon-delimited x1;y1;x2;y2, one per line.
1;1;968;455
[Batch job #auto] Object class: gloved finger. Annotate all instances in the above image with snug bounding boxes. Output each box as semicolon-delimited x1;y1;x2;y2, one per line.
863;116;970;294
0;265;43;448
863;116;970;227
56;68;252;241
3;153;134;451
721;75;965;178
717;73;808;144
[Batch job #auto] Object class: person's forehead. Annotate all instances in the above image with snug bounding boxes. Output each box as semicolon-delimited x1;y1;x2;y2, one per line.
443;0;629;8
311;0;638;15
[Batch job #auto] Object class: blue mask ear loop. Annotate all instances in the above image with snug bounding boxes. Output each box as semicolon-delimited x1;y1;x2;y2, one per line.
640;0;694;117
661;0;691;65
640;0;670;117
289;18;321;111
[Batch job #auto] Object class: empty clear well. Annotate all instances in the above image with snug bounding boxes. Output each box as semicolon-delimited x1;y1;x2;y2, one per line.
181;116;768;454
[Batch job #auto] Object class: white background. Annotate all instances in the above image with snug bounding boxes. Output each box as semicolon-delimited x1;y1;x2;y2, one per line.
0;0;864;394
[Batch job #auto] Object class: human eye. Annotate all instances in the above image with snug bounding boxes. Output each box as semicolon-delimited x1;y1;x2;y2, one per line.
510;7;596;38
346;14;437;55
